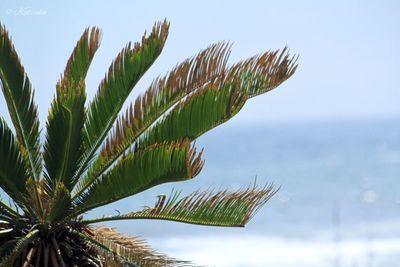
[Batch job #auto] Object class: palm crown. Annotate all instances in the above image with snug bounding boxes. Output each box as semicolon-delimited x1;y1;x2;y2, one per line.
0;20;297;266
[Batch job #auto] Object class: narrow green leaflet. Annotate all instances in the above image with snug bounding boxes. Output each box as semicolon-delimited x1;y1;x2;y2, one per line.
0;24;41;181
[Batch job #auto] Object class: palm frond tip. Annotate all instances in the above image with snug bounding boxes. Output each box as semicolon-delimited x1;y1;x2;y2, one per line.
225;47;298;97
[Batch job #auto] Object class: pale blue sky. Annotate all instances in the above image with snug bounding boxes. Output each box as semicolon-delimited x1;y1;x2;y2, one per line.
1;0;399;126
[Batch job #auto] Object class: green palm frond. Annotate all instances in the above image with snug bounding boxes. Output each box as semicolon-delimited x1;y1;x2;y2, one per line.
86;227;194;267
43;79;86;191
138;80;247;148
0;229;39;267
74;42;230;197
0;24;41;182
84;184;276;227
43;28;101;192
77;20;169;182
0;118;29;208
72;140;203;216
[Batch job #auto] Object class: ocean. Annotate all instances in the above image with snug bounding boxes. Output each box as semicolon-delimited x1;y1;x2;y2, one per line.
88;117;400;267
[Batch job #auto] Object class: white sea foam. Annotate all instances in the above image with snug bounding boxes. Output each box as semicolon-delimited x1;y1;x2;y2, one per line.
149;235;400;267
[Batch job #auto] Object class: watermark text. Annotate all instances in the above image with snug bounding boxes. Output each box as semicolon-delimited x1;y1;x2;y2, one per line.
6;7;47;16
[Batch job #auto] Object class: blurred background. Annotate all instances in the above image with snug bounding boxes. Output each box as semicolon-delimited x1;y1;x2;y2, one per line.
1;0;400;266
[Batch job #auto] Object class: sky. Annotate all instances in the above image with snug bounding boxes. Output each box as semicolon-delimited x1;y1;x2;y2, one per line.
0;0;399;127
1;2;400;266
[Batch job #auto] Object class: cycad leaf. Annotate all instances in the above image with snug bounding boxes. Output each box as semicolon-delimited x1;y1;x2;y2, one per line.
72;140;203;216
0;118;29;206
76;43;231;195
138;81;247;148
83;184;276;227
0;24;41;181
88;227;195;267
43;80;86;191
43;27;100;191
78;20;169;181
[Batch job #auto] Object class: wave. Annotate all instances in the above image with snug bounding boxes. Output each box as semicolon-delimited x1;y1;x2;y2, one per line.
148;234;400;267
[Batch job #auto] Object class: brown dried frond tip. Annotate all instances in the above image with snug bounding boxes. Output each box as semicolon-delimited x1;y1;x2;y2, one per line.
90;226;193;267
224;47;298;97
62;26;101;83
96;20;169;99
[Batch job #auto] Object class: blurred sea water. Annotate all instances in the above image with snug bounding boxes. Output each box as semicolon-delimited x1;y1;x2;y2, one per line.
90;117;400;267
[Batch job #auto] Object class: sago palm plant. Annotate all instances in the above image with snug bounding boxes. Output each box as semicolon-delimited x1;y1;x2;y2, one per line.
0;20;297;266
